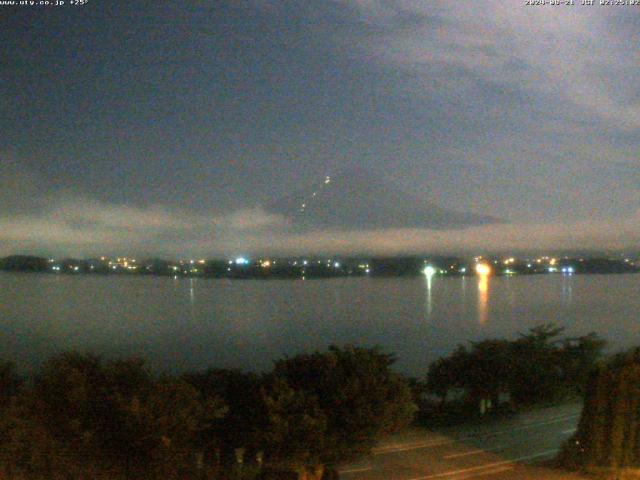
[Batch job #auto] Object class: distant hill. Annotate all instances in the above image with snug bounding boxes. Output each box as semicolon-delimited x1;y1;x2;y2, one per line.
0;255;49;272
267;167;499;230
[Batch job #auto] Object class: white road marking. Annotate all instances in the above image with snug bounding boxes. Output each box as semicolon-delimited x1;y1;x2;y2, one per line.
443;445;505;459
521;413;578;423
373;439;454;455
407;449;558;480
512;448;559;463
374;414;578;455
455;414;579;441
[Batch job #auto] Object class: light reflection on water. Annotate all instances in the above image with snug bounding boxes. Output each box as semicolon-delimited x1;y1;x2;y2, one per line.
189;278;196;305
477;275;489;325
0;272;639;376
424;273;433;317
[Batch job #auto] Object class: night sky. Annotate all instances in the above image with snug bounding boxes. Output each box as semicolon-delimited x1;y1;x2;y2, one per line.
1;1;639;257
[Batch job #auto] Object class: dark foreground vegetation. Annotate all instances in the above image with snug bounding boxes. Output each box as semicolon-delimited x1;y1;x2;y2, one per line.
558;348;640;478
422;325;605;423
0;346;415;480
0;326;607;480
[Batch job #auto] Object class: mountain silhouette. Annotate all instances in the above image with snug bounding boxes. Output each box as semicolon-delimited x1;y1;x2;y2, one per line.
268;167;499;231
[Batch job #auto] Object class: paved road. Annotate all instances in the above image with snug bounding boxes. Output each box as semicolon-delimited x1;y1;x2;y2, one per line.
338;403;587;479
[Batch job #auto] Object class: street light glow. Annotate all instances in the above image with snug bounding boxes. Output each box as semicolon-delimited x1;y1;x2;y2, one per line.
475;263;491;276
424;265;437;277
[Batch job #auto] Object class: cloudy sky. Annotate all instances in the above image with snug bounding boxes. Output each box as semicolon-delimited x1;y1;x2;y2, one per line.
1;1;639;257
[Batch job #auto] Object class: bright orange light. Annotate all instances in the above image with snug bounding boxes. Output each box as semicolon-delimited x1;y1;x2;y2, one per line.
475;263;492;276
478;274;489;324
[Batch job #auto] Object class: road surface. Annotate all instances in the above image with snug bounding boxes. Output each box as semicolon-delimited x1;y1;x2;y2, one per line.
338;403;587;479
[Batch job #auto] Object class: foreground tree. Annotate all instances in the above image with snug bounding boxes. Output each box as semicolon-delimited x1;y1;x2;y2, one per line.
426;340;515;411
425;325;605;412
509;324;566;405
559;348;640;474
558;332;607;395
426;354;465;407
0;347;417;479
0;361;21;406
510;326;605;405
259;377;328;479
183;368;264;463
271;345;417;464
0;352;226;479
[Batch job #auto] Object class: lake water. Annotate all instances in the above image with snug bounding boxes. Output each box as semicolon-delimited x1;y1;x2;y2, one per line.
1;272;639;377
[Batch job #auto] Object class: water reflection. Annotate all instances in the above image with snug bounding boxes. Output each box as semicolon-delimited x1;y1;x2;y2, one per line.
477;274;489;325
461;275;467;301
562;275;573;305
425;274;433;316
3;272;639;377
423;266;437;317
189;278;196;304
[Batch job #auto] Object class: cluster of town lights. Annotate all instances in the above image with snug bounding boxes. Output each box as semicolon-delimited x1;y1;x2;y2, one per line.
44;254;633;278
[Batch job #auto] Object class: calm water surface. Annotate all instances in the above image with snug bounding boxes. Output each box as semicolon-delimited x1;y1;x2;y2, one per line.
1;272;639;376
